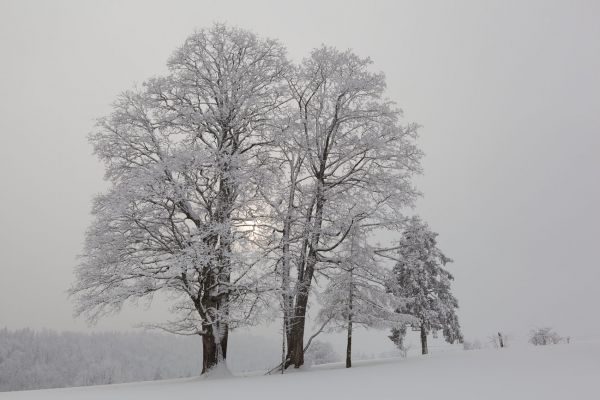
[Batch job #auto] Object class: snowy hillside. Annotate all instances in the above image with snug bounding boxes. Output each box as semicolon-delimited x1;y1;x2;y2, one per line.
2;341;597;400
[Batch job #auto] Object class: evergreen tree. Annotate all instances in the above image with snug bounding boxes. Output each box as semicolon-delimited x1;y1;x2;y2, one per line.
389;217;463;354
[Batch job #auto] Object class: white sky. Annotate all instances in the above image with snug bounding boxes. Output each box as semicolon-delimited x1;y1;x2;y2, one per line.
1;0;599;347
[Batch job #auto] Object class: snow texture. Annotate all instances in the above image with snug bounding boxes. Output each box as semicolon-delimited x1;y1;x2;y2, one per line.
2;340;597;399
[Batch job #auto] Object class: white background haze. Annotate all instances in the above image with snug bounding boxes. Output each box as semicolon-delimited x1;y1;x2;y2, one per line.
0;0;599;352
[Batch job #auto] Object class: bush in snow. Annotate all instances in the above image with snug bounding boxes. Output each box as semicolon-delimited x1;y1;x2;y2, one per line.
304;341;341;366
529;327;563;346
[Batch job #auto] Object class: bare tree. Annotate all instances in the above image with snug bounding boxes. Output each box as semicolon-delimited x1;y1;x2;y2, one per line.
317;226;414;368
264;47;422;368
70;24;288;374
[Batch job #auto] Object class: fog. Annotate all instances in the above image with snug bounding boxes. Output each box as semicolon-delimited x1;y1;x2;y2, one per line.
1;0;598;348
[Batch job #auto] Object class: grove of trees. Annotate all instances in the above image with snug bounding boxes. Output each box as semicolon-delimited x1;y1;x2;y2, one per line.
70;23;460;374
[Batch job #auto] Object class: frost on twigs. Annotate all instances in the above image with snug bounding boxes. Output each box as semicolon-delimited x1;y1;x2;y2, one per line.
70;23;288;373
71;23;425;374
263;46;423;369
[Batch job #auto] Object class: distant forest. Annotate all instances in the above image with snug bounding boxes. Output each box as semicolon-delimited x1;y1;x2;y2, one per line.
0;328;358;392
0;329;202;392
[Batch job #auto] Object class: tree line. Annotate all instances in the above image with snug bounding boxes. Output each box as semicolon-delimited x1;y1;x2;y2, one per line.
0;329;201;392
70;23;461;374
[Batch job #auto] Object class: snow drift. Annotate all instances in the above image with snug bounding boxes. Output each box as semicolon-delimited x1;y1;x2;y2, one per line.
2;340;597;399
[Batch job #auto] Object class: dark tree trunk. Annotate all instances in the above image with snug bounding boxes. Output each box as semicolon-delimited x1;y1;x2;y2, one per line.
346;310;352;368
346;265;354;369
346;317;352;368
284;180;326;369
221;325;229;359
286;238;322;369
286;291;309;368
281;314;287;374
498;332;504;348
201;324;228;374
420;326;428;355
202;332;218;374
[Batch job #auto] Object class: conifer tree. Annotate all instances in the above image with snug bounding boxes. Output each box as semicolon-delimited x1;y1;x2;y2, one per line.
389;217;462;354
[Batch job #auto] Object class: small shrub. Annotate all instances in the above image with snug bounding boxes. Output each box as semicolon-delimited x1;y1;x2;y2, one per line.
529;327;562;346
304;340;341;366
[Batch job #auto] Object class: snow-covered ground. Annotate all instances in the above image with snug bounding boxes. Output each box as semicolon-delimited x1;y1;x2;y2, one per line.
2;340;598;399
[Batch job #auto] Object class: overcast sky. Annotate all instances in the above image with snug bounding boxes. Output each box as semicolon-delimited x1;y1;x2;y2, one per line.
1;0;599;348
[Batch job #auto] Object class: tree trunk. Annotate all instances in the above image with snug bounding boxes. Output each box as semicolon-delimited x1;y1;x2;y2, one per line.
281;156;302;352
202;332;218;374
285;182;326;369
498;332;504;348
200;168;232;374
198;265;228;375
420;326;428;355
201;322;227;374
286;292;309;368
280;206;294;354
198;269;229;375
346;290;353;369
346;320;352;368
281;312;286;374
346;256;355;369
221;324;229;359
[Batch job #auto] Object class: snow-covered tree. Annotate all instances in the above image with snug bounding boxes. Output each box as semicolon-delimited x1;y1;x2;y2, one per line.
388;325;409;354
70;24;288;374
317;226;414;368
264;47;422;368
388;217;462;355
529;327;563;346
